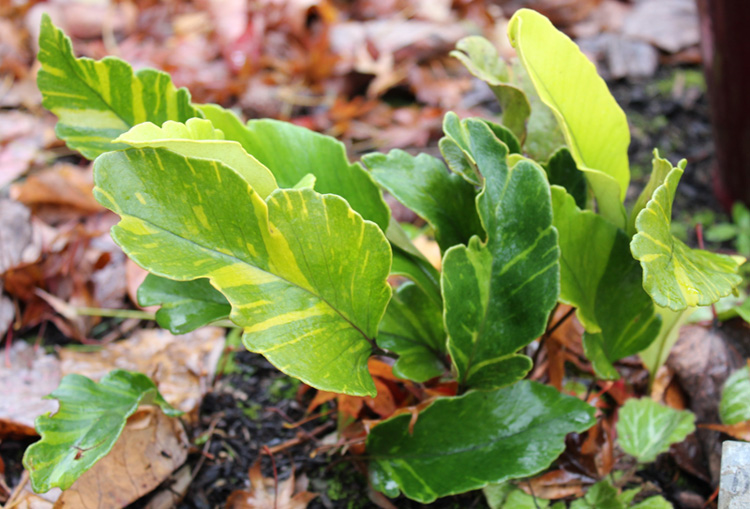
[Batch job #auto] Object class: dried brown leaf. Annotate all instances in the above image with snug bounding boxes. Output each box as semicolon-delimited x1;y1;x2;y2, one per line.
55;406;188;509
226;461;317;509
0;341;61;439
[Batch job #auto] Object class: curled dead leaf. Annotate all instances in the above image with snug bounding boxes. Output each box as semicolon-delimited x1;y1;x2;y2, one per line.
225;461;317;509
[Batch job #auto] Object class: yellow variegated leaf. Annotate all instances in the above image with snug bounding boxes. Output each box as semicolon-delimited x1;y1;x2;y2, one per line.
631;166;745;310
94;148;392;396
37;14;200;159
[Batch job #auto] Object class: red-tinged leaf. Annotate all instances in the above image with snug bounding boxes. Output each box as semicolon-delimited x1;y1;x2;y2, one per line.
364;378;397;418
367;358;400;382
337;395;365;420
423;381;458;398
547;336;565;391
306;391;337;414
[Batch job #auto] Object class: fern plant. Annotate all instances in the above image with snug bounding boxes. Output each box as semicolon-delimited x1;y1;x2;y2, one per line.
23;9;741;505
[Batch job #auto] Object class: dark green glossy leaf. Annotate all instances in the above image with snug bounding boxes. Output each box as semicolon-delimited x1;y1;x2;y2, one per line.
363;149;481;252
23;370;179;493
720;366;750;425
439;112;520;186
552;187;661;379
199;104;389;231
545;147;587;209
631;166;744;310
616;398;695;463
94;148;391;396
367;380;596;503
37;14;200;159
451;36;531;142
377;282;446;382
137;274;230;334
442;119;559;390
484;118;522;155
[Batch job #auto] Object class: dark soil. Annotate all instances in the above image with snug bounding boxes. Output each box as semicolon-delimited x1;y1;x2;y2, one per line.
160;352;488;509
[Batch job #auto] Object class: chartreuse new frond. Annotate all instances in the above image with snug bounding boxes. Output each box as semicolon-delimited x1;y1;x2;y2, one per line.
508;8;629;228
23;370;180;493
94;148;391;396
631;162;744;310
37;14;200;159
115;118;278;199
441;119;559;390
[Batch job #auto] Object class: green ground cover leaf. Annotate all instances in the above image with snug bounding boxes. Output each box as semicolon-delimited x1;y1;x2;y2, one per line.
23;370;180;493
616;398;695;463
137;274;230;334
377;282;446;382
367;380;595;503
363;149;482;252
632;497;673;509
199;104;389;231
442;119;558;390
720;366;750;425
94;147;391;396
37;14;200;159
115;118;277;199
484;483;558;509
450;36;531;142
509;9;629;228
552;187;661;379
570;480;624;509
631;166;745;310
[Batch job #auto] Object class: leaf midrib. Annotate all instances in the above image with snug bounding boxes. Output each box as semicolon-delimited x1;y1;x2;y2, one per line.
116;206;376;344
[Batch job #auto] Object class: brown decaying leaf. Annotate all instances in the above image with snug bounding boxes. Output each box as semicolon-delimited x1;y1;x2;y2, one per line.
700;422;750;442
519;469;589;500
60;327;225;423
0;200;42;275
11;164;103;215
225;461;317;509
54;405;189;509
0;341;61;439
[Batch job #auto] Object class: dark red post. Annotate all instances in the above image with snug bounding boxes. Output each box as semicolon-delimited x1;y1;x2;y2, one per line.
697;0;750;209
